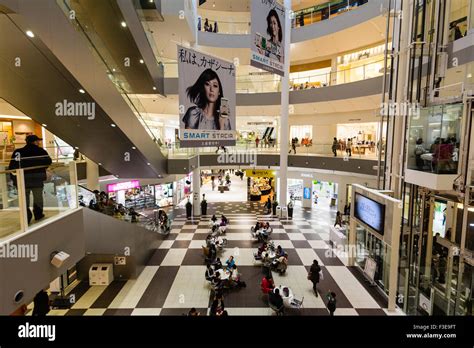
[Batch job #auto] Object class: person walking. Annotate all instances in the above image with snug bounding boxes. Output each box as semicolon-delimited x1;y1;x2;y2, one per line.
8;135;52;224
346;138;353;157
255;136;260;149
334;211;343;227
332;137;338;157
326;291;337;316
308;260;321;297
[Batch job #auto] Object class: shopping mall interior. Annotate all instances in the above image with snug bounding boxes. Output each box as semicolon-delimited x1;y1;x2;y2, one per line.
0;0;473;331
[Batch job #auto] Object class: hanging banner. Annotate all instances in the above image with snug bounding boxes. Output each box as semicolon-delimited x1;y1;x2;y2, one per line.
250;0;286;76
178;46;236;148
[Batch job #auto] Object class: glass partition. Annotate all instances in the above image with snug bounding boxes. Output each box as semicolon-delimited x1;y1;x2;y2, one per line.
407;103;463;174
0;168;21;239
448;0;469;42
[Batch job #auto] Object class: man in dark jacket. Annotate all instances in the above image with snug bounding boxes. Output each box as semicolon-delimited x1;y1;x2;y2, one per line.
8;135;52;223
32;289;50;316
309;259;321;296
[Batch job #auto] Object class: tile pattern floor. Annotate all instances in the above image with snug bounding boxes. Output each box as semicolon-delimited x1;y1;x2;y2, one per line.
41;202;394;316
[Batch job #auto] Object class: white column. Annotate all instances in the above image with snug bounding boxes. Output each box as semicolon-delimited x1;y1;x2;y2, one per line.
192;168;200;216
85;157;99;191
278;0;292;207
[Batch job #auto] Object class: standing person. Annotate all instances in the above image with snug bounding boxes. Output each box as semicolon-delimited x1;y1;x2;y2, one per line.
210;293;225;316
346;138;353;157
332;137;338;157
204;18;210;32
213;21;218;33
32;289;50;316
265;196;272;214
8;135;52;224
326;291;337;316
334;211;343;227
308;260;321;297
255;136;260;149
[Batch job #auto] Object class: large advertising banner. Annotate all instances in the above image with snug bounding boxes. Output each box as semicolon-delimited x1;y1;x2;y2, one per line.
178;46;236;148
250;0;286;76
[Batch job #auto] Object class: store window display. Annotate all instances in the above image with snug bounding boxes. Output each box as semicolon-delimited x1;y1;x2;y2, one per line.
248;175;274;202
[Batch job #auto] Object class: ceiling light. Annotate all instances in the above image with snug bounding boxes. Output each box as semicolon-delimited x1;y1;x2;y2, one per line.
79;89;85;94
147;163;151;165
213;2;215;7
121;21;127;28
26;30;35;38
468;73;473;78
139;59;144;64
42;124;47;127
149;0;153;2
111;123;116;127
153;86;157;91
98;163;102;166
132;146;136;150
112;68;116;72
74;147;79;150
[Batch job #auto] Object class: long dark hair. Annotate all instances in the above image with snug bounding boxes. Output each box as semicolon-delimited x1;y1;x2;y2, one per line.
266;9;282;43
186;68;223;129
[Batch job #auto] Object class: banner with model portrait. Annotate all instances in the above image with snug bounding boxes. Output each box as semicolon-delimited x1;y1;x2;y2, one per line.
250;0;286;76
178;45;236;148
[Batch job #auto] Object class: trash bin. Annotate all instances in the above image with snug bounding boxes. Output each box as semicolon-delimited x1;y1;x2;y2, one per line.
185;201;192;219
330;198;336;207
89;263;114;286
276;206;282;218
281;207;288;219
288;207;293;219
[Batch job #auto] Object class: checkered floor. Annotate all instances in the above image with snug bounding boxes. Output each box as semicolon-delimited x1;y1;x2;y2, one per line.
31;202;404;316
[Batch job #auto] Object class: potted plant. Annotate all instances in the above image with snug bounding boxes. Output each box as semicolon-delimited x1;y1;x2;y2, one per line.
185;198;192;219
200;194;207;215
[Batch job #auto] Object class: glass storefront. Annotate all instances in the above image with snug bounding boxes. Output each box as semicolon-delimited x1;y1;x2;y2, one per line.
448;0;469;41
312;180;338;207
407;104;462;174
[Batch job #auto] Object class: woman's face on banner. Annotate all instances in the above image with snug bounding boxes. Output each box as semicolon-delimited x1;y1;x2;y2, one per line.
204;78;220;103
270;15;279;40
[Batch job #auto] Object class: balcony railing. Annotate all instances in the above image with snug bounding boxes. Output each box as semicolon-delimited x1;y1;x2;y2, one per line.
196;0;369;34
0;160;78;241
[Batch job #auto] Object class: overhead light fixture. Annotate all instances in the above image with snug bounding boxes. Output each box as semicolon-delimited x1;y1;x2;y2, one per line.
213;2;215;7
112;68;116;72
111;123;116;127
468;73;473;78
121;21;127;28
139;59;144;64
26;30;35;38
153;86;157;91
147;163;151;166
79;89;85;94
42;124;47;127
98;163;102;166
74;146;79;150
132;146;136;150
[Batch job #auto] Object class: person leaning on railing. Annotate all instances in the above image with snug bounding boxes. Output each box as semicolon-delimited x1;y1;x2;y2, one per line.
8;135;52;224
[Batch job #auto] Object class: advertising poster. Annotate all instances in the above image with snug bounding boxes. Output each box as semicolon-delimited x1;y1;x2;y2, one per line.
250;0;286;76
178;45;236;148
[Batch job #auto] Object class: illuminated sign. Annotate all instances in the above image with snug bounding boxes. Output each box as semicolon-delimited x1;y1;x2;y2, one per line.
245;170;275;177
303;187;311;199
107;180;140;193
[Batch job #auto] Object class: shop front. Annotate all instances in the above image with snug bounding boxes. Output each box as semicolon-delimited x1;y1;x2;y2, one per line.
245;169;275;202
106;181;173;210
176;173;193;205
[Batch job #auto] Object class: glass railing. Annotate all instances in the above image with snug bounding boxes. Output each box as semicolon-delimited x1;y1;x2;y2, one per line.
165;140;381;160
292;0;369;28
163;59;387;93
196;0;369;34
0;160;78;241
0;146;80;167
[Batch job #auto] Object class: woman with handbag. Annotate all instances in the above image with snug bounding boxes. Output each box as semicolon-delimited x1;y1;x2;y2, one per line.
308;260;321;297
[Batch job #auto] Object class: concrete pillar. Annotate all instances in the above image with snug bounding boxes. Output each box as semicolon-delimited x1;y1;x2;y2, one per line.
302;177;312;208
330;57;338;85
192;168;200;216
278;0;292;207
85;157;99;191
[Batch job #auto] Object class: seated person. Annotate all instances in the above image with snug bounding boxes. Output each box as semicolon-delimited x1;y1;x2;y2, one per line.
261;275;275;294
188;307;200;316
257;242;268;257
205;264;215;281
225;256;236;270
272;253;288;274
212;257;223;270
211;272;223;291
253;221;261;232
276;245;285;258
221;215;228;225
210;294;225;316
211;214;217;223
207;244;217;263
269;288;284;310
229;264;246;288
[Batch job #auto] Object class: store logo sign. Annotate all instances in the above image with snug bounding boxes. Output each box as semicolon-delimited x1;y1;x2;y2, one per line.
107;180;140;193
55;99;96;120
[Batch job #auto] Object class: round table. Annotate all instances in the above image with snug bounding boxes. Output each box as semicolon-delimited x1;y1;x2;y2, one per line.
275;286;294;308
215;268;230;280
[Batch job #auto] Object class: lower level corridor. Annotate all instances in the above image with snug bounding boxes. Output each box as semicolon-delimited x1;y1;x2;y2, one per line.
27;202;404;316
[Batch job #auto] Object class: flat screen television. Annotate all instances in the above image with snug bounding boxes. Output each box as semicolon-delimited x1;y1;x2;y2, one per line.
354;192;385;235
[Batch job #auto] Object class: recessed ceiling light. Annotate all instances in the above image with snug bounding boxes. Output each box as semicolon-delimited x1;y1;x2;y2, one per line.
121;21;127;28
75;147;79;149
79;89;85;94
147;163;151;165
42;124;47;127
153;86;157;91
213;2;215;7
26;30;34;38
98;163;102;166
112;68;116;72
139;59;144;64
468;73;473;78
132;146;136;150
111;123;116;127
